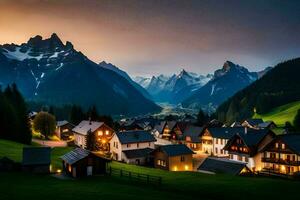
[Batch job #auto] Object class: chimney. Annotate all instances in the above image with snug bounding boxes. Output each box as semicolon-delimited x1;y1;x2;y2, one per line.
244;127;248;134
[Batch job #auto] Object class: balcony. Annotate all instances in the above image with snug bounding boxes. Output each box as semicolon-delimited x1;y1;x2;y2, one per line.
262;157;300;166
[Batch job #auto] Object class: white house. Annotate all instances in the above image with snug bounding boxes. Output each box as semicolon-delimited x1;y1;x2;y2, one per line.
73;120;114;151
109;130;156;165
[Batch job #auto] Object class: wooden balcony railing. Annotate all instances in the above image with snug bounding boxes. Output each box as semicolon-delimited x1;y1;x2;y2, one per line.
262;157;300;166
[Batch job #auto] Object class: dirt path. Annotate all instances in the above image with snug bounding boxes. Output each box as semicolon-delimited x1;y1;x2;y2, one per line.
32;139;67;147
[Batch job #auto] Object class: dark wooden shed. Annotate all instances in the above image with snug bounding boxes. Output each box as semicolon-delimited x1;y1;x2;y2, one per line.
22;147;51;173
61;148;110;178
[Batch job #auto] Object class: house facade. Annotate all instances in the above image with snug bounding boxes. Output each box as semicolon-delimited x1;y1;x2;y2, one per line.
61;148;110;178
109;130;156;165
224;129;275;171
152;144;194;171
56;120;75;140
73;120;115;151
182;125;203;152
260;134;300;175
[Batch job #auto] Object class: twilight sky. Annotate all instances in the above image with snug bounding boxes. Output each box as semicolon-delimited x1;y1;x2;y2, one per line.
1;0;300;77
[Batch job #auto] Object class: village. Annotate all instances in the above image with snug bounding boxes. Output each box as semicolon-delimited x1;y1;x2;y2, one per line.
3;111;299;180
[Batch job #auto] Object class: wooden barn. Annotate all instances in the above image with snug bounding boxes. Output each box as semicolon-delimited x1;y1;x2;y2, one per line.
22;147;51;173
61;148;110;178
56;120;75;140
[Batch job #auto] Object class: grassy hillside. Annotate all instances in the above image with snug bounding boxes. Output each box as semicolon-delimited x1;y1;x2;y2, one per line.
253;101;300;127
1;139;300;200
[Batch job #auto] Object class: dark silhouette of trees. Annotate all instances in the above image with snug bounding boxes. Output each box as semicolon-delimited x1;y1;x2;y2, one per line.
197;109;209;126
33;112;56;139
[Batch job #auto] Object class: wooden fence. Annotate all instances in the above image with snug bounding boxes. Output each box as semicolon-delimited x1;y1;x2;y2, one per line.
107;166;162;185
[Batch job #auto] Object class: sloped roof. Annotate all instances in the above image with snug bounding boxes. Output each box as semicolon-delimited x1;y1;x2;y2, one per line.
72;120;104;135
230;122;242;127
122;148;153;159
153;121;166;134
198;157;247;175
57;120;69;127
279;134;300;154
60;148;93;165
166;121;177;130
183;125;204;143
239;129;271;146
116;130;156;144
258;121;275;128
159;144;194;157
22;147;51;166
207;127;245;139
244;119;264;126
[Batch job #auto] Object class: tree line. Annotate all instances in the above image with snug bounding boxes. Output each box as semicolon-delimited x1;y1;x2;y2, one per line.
0;84;32;144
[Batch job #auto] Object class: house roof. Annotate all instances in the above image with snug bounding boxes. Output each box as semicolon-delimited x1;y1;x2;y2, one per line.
116;130;156;144
153;121;166;134
244;119;264;126
61;148;90;165
258;121;275;128
122;148;153;159
230;122;242;127
198;157;248;175
279;134;300;154
57;120;69;127
158;144;194;157
183;125;204;143
72;120;104;135
166;121;177;130
206;127;245;139
239;129;271;146
22;147;51;166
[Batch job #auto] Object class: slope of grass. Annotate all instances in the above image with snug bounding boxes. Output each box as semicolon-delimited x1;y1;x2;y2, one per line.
253;101;300;127
1;139;300;200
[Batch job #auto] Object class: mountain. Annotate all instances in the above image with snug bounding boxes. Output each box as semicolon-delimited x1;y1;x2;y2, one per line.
215;58;300;123
134;70;212;103
181;61;271;112
0;33;160;116
98;61;152;100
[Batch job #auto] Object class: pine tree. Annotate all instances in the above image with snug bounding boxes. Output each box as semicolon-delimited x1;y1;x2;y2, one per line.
197;109;209;126
293;109;300;131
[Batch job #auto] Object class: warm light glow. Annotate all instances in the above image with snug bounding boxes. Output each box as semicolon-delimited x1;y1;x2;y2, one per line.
281;165;286;172
105;130;109;135
57;169;62;173
173;166;178;171
102;139;106;143
62;129;69;132
257;167;261;171
184;165;189;171
98;131;103;136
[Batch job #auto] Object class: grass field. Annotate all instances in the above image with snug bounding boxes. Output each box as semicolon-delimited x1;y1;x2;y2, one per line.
1;139;300;200
253;101;300;127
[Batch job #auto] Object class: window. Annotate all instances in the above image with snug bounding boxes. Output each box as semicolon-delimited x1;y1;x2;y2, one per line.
137;143;139;148
275;143;279;148
215;148;218;154
127;144;131;148
105;130;109;135
149;142;151;147
98;131;103;136
216;139;218;144
245;157;249;162
221;139;223;145
116;143;118;149
180;156;185;162
157;159;161;165
282;143;285;149
157;159;166;167
221;149;224;154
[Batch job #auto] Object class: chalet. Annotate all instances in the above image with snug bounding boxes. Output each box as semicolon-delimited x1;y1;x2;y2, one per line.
153;121;177;140
260;134;300;175
22;147;51;173
182;125;203;152
201;127;244;157
118;119;144;131
109;130;156;165
56;120;75;140
73;120;115;151
224;128;275;171
197;157;251;175
61;148;110;178
152;144;194;171
170;121;189;141
242;119;264;129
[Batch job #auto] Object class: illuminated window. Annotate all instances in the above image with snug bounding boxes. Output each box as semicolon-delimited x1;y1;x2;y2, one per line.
157;159;161;165
98;131;103;136
105;130;109;135
275;143;279;148
282;143;285;149
62;129;69;133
